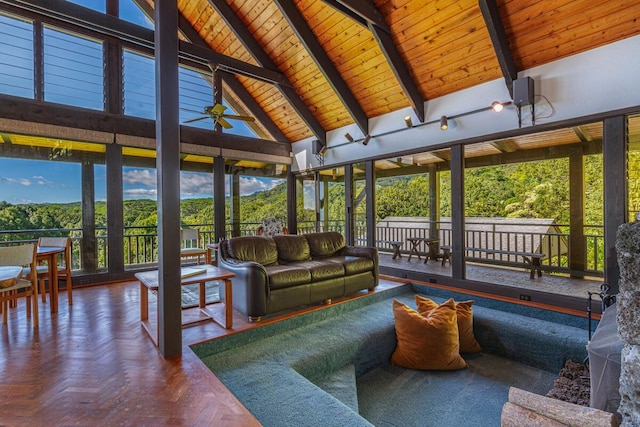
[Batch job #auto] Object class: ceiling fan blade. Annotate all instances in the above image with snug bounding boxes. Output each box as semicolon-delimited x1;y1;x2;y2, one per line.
222;114;256;122
216;117;233;129
183;116;209;124
212;104;227;115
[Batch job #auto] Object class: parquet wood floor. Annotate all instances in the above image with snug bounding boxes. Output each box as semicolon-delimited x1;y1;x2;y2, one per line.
0;281;260;426
0;277;407;426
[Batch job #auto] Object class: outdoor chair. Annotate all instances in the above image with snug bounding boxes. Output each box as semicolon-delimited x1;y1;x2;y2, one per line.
256;218;289;236
180;229;208;265
34;237;74;306
0;244;39;327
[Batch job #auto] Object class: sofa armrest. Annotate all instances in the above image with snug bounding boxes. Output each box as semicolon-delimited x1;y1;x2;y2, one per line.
341;245;379;284
218;255;270;319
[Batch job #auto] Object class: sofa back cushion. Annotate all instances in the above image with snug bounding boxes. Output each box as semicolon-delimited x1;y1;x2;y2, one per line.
273;235;311;263
227;236;278;266
305;232;346;258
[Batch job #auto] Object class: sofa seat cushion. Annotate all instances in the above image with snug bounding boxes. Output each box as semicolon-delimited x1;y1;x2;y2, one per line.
227;236;279;266
273;234;311;262
289;260;345;282
265;265;312;289
325;256;374;275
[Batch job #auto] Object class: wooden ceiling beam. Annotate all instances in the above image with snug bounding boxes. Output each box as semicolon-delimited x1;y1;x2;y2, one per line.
323;0;425;122
369;23;425;122
0;94;291;158
335;0;390;33
479;0;518;98
208;0;325;144
273;0;369;136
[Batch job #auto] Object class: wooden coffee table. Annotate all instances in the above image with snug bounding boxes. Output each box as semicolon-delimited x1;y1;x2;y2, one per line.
136;266;235;346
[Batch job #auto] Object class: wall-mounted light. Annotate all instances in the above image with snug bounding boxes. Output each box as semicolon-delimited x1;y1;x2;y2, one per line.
362;134;371;145
344;132;354;142
440;115;448;131
491;101;505;112
404;116;413;128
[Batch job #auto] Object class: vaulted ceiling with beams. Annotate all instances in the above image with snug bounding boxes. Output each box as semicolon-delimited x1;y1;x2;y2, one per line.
144;0;640;144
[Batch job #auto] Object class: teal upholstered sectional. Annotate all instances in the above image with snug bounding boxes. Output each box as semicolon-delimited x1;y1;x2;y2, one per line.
194;284;589;426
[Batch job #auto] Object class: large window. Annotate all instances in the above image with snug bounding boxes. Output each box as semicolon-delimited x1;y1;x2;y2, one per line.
44;26;104;110
0;12;33;99
123;49;155;119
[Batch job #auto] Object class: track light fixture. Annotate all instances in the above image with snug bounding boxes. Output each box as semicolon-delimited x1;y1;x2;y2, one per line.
491;101;505;112
362;134;371;145
440;115;448;131
404;116;413;128
318;144;328;155
344;132;354;142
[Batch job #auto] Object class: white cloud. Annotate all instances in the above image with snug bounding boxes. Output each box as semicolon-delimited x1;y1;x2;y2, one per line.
123;169;157;187
123;188;157;199
180;172;213;197
238;176;284;196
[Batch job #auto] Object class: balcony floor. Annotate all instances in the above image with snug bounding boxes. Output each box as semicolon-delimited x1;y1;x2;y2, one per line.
378;251;604;300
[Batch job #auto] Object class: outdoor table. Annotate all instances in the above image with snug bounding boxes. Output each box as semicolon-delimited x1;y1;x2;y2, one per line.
406;237;440;263
0;266;23;289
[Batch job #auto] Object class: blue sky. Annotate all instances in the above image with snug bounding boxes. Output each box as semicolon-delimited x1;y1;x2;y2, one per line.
0;1;281;205
0;157;284;204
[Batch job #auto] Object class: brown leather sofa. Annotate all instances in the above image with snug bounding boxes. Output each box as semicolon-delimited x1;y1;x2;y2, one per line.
218;231;378;322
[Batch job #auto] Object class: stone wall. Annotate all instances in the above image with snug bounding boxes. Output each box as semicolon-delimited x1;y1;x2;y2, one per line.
615;222;640;426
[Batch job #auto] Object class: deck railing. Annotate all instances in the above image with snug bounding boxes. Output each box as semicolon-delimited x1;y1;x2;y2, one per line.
0;220;605;276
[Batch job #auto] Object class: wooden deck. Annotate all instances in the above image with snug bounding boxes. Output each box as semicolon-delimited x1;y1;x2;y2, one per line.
378;252;604;300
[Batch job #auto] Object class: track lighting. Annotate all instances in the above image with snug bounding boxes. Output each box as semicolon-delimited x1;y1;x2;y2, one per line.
318;144;328;155
344;132;354;142
362;134;371;145
491;101;505;112
404;116;413;128
440;115;448;131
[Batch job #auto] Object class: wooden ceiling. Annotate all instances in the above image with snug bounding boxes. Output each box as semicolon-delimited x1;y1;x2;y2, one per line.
167;0;640;144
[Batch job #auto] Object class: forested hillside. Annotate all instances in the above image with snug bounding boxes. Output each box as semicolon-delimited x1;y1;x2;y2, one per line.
0;156;611;240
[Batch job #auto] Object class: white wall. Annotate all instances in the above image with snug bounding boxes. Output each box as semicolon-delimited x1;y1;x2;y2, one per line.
292;34;640;172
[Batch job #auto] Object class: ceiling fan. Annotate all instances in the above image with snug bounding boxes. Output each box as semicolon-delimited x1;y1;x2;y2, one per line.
184;104;255;129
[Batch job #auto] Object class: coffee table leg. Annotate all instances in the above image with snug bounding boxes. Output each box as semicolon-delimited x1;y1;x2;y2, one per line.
223;279;232;329
198;281;206;308
140;282;148;321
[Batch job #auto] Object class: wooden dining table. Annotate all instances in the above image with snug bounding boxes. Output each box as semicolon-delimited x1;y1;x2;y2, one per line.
37;246;65;313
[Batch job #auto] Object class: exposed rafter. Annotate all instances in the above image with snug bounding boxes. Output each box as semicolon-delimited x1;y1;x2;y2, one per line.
323;0;425;122
168;1;288;142
334;0;390;32
208;0;326;144
573;126;594;143
479;0;518;98
273;0;369;136
490;140;518;153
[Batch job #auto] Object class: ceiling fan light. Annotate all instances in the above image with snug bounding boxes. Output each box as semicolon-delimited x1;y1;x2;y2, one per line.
491;101;504;112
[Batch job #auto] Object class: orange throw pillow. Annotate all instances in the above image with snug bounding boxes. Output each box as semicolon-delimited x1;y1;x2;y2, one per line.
415;295;482;353
391;298;467;370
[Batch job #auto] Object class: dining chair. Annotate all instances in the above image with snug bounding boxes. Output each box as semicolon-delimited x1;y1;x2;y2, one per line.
36;237;73;305
0;244;39;327
180;229;208;265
